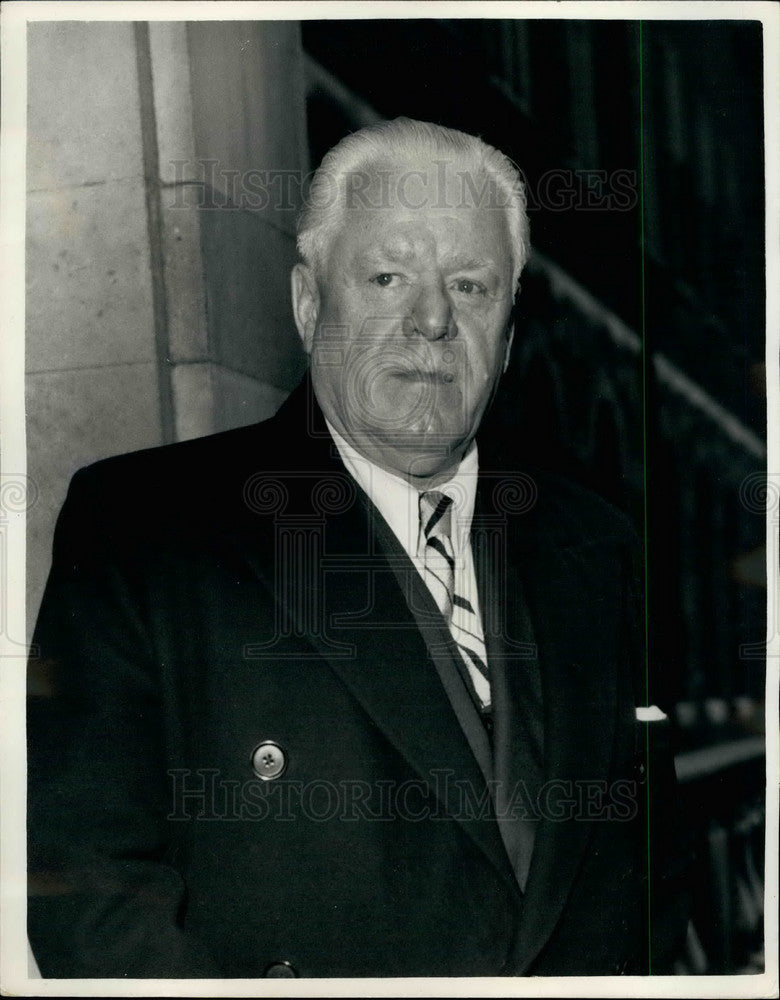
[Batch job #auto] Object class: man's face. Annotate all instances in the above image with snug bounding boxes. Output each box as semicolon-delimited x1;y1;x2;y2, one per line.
292;156;516;484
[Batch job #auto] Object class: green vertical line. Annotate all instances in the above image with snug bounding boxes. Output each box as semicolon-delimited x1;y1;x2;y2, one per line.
637;19;653;975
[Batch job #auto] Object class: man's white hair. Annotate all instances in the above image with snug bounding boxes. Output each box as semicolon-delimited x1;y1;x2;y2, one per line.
296;117;530;288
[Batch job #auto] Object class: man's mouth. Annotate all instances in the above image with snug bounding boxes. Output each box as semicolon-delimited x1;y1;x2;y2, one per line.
390;369;456;385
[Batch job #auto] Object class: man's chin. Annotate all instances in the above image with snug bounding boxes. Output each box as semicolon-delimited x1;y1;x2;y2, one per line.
328;383;482;480
354;427;472;484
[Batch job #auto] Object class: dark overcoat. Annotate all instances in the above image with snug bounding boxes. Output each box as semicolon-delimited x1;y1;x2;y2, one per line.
27;377;689;978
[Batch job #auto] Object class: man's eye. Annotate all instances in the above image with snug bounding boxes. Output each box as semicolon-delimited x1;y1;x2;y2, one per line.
452;278;485;295
370;273;399;288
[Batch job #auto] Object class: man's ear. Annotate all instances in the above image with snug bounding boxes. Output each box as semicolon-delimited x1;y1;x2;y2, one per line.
291;263;320;354
502;324;515;373
502;297;518;373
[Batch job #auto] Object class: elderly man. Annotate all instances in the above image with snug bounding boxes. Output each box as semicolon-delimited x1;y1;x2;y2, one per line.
27;118;688;978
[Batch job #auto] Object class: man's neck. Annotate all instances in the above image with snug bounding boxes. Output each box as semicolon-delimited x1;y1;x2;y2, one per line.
401;461;464;492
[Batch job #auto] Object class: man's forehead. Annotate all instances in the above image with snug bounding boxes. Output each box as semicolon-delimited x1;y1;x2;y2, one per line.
362;231;499;269
342;156;505;214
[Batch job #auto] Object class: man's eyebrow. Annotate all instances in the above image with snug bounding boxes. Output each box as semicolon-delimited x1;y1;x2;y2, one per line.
363;246;416;265
362;249;498;271
445;255;496;271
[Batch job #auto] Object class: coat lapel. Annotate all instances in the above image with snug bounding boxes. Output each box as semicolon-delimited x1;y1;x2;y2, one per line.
472;495;543;894
367;502;496;787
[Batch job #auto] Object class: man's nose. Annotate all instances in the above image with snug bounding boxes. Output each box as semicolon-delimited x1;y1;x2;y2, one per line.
404;280;454;341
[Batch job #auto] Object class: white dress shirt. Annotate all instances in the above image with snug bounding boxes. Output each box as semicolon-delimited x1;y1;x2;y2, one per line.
326;420;488;674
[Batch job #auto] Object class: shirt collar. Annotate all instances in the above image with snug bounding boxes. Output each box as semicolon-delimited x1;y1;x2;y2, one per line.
325;420;479;557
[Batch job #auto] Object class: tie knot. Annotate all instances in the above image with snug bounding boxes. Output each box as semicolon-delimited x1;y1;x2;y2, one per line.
419;490;453;542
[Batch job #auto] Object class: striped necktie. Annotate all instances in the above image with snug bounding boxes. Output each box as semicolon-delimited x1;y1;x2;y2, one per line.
418;490;491;709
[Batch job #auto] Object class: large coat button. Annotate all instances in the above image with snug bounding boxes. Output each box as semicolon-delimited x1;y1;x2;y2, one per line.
251;741;287;780
264;960;297;978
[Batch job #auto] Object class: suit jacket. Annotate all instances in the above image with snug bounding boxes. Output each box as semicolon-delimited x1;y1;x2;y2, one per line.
27;376;690;978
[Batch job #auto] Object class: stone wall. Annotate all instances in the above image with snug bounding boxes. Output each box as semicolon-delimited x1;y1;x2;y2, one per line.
26;20;308;638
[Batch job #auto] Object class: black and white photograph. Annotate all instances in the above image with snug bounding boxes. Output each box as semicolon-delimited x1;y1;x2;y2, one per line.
1;1;777;994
